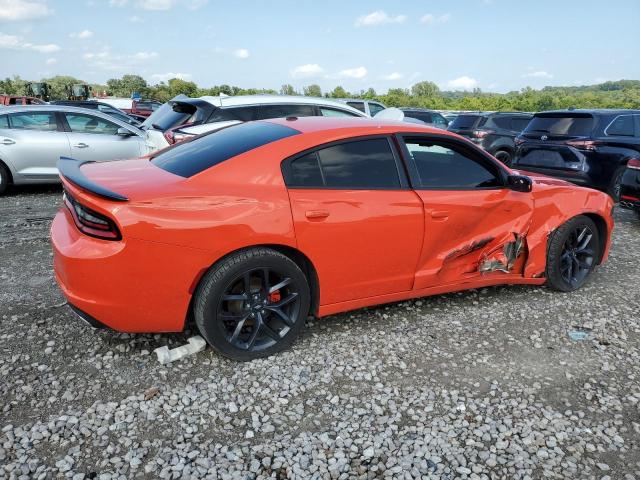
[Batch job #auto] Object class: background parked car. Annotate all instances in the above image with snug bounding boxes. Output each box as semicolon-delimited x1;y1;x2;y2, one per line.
0;105;149;194
620;158;640;217
0;94;46;106
334;98;387;117
50;100;142;127
94;98;162;118
448;112;532;165
512;109;640;200
400;108;449;128
143;95;367;150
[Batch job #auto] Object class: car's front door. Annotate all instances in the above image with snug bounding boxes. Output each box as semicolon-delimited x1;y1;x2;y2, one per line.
284;136;424;305
62;112;145;161
2;111;70;180
398;135;534;288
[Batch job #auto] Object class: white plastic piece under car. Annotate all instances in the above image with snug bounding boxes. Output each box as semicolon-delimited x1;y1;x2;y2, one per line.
154;336;207;364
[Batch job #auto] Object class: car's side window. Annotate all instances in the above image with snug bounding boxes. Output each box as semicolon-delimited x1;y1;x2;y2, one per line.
368;103;385;116
432;114;448;126
511;117;531;132
346;101;366;113
64;113;120;135
208;107;258;123
403;138;502;189
320;107;359;117
259;104;315;119
284;137;402;189
0;115;8;129
606;115;634;136
8;112;58;131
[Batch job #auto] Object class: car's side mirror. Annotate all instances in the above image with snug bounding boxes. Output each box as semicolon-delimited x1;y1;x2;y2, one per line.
507;174;532;192
116;127;134;137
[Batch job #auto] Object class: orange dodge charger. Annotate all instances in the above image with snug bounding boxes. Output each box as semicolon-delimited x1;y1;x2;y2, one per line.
51;117;614;360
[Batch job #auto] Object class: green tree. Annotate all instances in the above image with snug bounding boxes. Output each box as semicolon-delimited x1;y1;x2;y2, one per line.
167;78;198;97
42;75;86;100
329;86;348;98
303;84;322;97
411;81;439;98
106;74;148;97
280;84;296;95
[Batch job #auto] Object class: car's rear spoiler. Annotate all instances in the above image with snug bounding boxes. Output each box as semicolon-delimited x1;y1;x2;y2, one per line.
57;157;129;202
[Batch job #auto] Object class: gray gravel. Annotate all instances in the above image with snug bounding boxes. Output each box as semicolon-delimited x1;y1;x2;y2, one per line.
1;184;640;479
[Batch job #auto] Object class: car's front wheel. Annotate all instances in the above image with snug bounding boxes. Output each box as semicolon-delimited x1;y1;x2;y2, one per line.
194;247;310;361
0;162;10;195
493;149;512;166
546;215;600;292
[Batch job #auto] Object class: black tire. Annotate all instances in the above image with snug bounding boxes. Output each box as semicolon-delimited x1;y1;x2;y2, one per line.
0;162;9;195
607;166;626;202
546;215;600;292
494;149;512;166
194;247;310;361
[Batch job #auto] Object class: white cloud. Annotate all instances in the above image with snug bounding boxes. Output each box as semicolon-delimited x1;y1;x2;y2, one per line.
233;48;249;59
127;15;143;22
0;0;53;21
70;29;93;39
291;63;324;79
150;72;192;82
382;72;403;81
109;0;127;5
522;70;553;79
45;57;56;65
134;0;207;10
0;32;59;52
420;13;451;25
336;66;367;79
83;48;158;70
355;10;406;27
137;0;171;9
445;76;478;90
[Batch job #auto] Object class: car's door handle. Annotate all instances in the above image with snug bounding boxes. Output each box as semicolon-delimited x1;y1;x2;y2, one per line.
1;138;15;145
73;143;89;148
305;210;330;220
430;210;449;219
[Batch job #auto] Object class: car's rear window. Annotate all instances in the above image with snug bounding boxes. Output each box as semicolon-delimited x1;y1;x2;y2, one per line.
524;114;594;137
152;121;300;178
449;114;484;129
142;102;196;131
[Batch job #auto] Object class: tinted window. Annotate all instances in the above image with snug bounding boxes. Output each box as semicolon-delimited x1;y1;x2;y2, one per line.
320;107;359;117
142;102;196;131
490;116;512;129
259;104;315;119
289;152;323;187
606;115;634;136
404;112;432;123
136;101;160;111
317;138;400;189
0;115;8;129
346;101;366;113
449;114;483;129
404;138;501;189
368;103;386;116
431;113;448;126
8;112;57;131
208;107;258;122
524;115;594;136
65;113;120;135
511;117;531;132
152;121;300;178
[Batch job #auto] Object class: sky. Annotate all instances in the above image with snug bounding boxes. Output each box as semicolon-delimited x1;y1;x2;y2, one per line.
0;0;639;94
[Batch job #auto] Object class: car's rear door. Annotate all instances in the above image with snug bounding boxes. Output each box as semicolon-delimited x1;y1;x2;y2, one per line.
398;134;534;288
283;136;424;305
61;111;145;161
1;110;70;180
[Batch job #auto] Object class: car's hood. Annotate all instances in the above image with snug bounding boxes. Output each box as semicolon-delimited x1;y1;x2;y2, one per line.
511;169;576;188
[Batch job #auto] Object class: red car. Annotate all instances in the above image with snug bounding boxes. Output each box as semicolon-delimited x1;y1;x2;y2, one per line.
51;117;614;360
0;94;45;106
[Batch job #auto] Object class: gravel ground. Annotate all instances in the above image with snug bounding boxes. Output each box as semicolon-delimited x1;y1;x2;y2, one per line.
1;184;640;480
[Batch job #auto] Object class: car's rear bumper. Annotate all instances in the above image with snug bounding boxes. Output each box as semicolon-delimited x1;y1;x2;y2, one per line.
620;169;640;211
51;208;212;333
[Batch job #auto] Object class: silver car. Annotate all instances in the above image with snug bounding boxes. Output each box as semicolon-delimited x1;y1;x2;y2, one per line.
0;105;150;194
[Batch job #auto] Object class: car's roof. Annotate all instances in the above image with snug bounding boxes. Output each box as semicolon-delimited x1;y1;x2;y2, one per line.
264;116;454;136
0;104;143;129
535;108;640;116
400;108;443;113
334;98;383;104
196;94;366;115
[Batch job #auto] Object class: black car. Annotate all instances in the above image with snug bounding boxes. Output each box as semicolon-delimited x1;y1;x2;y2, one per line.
49;100;142;127
620;159;640;217
400;108;449;128
447;112;532;165
512;110;640;200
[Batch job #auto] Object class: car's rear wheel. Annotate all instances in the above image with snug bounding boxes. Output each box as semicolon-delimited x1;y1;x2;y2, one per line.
546;215;600;292
607;166;626;202
494;149;512;166
0;161;10;195
194;247;310;361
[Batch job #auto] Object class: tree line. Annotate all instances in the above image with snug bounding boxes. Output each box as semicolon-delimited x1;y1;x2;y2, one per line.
2;74;639;112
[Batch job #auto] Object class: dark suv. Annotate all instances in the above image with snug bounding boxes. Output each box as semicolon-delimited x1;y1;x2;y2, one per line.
512;110;640;200
447;112;532;165
400;108;449;128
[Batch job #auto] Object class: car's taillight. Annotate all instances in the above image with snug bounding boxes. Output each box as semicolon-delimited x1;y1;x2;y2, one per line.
514;136;525;146
627;158;640;170
472;129;494;139
566;139;600;151
63;190;121;240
